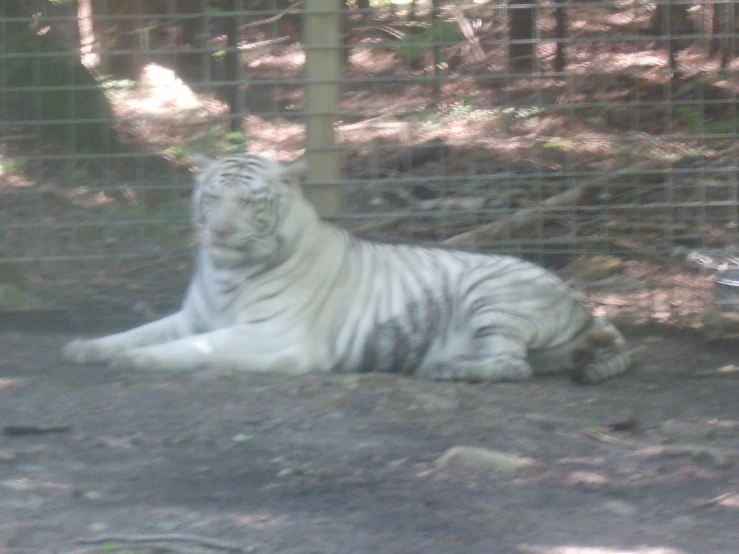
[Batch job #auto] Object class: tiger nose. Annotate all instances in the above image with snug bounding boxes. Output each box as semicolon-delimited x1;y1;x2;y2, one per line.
212;227;230;239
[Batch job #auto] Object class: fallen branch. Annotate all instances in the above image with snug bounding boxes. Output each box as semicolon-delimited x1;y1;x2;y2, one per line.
414;196;487;212
76;533;253;553
241;1;302;29
690;358;739;378
3;424;71;436
441;184;587;247
338;115;391;131
448;6;486;61
581;428;636;445
354;24;405;40
239;36;290;50
349;217;405;234
692;491;737;510
439;158;664;247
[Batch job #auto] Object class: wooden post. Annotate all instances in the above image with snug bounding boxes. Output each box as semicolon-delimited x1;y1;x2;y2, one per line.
303;0;343;217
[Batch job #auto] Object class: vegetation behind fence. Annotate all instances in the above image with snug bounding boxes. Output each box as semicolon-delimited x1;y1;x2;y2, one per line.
0;0;737;322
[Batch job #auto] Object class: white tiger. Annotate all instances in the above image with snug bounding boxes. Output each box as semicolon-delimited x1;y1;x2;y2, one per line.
64;154;631;384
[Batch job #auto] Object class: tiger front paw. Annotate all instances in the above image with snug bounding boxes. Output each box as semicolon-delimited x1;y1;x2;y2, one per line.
63;339;119;365
110;349;156;371
110;347;196;372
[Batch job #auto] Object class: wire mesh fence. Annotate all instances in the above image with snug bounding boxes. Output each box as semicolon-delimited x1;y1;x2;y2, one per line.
1;0;738;323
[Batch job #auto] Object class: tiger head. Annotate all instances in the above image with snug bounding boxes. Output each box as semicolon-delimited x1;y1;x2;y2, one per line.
191;154;311;267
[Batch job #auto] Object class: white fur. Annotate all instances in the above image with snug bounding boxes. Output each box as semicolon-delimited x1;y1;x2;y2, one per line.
64;154;630;383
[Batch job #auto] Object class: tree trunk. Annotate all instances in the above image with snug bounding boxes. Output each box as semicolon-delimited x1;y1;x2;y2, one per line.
88;0;147;79
0;1;120;153
78;0;99;69
652;0;694;73
429;0;443;104
509;0;537;72
722;0;736;68
224;0;244;131
710;1;725;57
171;0;209;83
408;0;419;22
554;0;567;72
710;0;737;68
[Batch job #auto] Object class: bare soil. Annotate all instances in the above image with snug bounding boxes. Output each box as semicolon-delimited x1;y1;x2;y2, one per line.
0;324;737;554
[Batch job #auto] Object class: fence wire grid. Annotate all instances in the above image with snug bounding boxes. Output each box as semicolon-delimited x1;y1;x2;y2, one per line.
1;0;738;322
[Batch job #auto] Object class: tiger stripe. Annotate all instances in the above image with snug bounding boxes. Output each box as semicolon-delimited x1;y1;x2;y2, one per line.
63;154;631;384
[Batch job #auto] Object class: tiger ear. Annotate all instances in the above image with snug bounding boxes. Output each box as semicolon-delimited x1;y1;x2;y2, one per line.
285;157;307;180
190;153;214;170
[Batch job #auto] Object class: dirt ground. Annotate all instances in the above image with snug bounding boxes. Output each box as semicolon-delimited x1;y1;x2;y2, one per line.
0;324;737;554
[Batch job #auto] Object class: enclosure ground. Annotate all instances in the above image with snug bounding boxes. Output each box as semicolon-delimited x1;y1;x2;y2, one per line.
0;326;737;554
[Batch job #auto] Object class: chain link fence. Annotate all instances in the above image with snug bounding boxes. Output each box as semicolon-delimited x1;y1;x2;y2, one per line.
1;0;738;324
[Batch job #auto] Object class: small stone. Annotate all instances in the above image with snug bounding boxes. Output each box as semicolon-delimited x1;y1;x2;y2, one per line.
0;479;36;491
640;445;731;468
599;500;637;517
660;419;716;442
88;522;108;533
435;446;535;473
